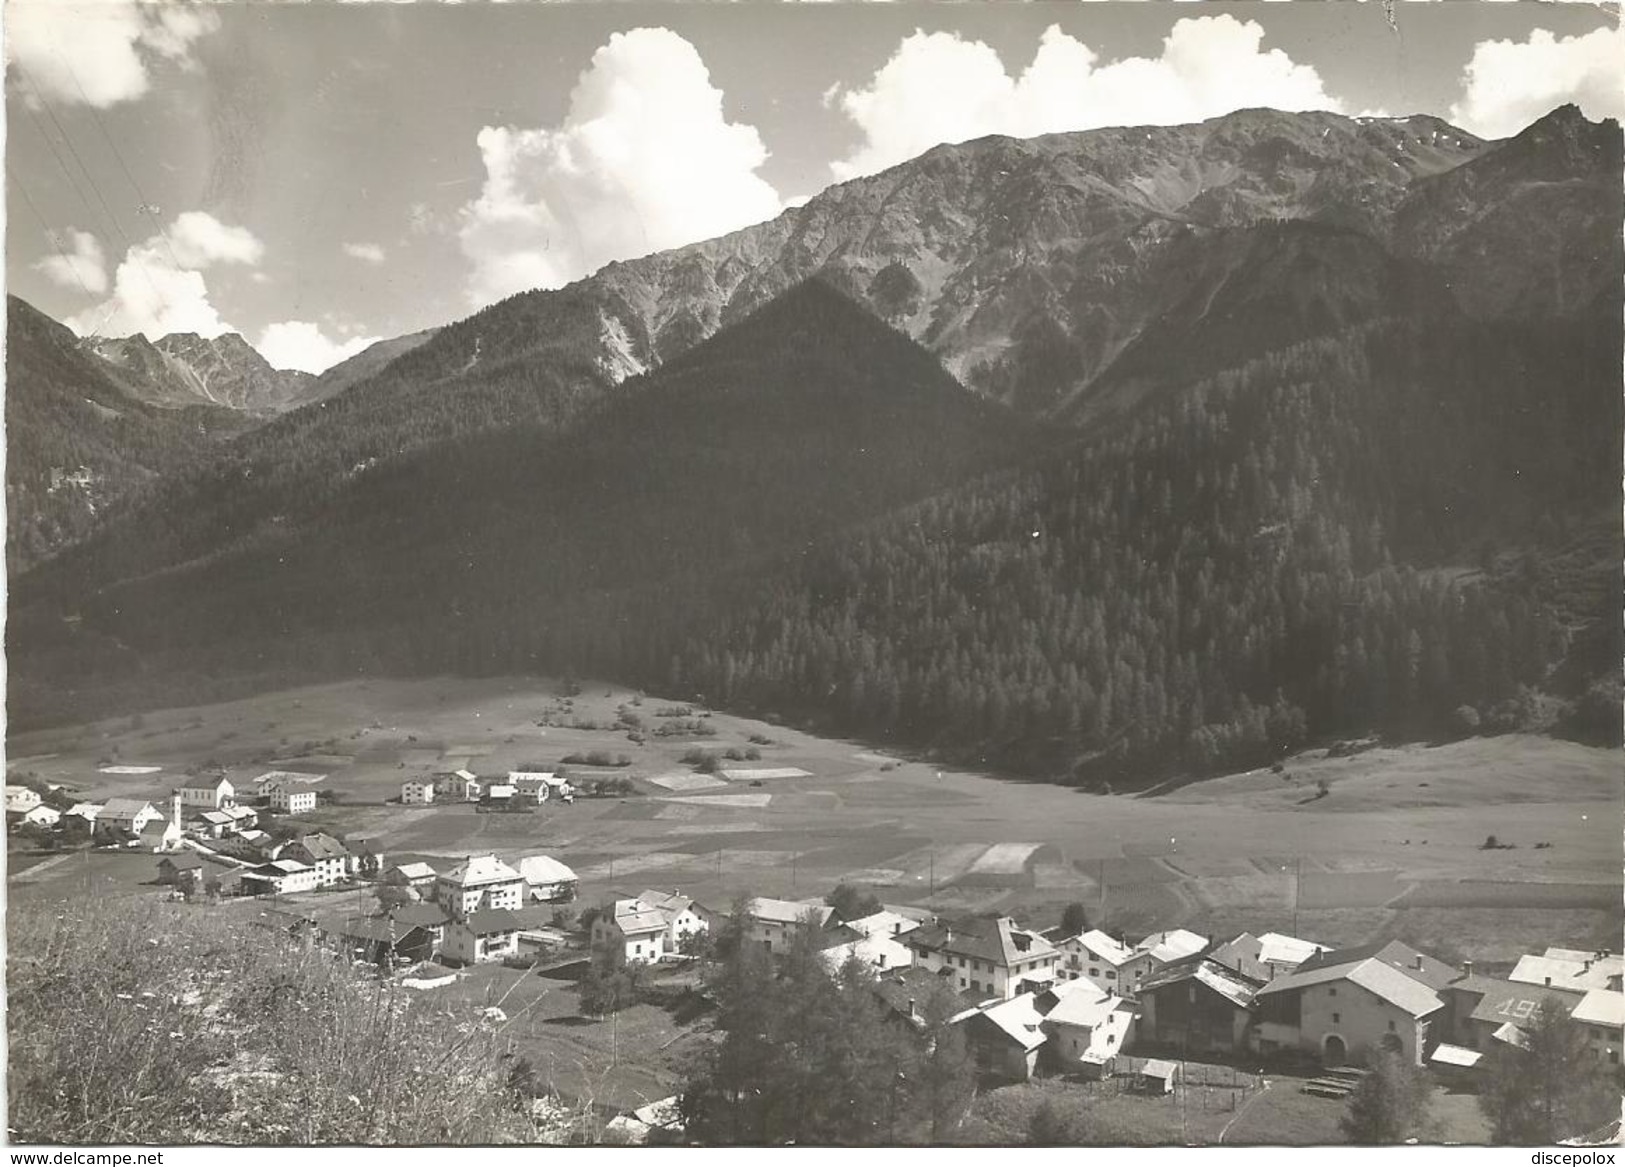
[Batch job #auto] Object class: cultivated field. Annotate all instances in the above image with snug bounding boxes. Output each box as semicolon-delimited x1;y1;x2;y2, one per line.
9;676;1622;966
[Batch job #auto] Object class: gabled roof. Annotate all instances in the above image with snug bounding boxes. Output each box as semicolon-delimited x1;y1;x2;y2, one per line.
160;852;204;870
819;933;914;974
963;992;1049;1052
1067;929;1134;966
225;806;258;821
198;809;236;825
1258;932;1330;967
1044;988;1125;1028
871;967;957;1024
1511;952;1624;993
1134;929;1209;965
751;897;835;927
391;902;451;928
610;899;670;935
847;910;922;940
65;802;104;818
1259;954;1445;1018
388;861;438;881
438;854;522;887
908;916;1058;968
517;855;578;885
1450;974;1581;1028
1294;939;1458;991
100;798;157;818
461;908;521;934
180;775;233;792
1141;957;1264;1008
1573;989;1625;1028
289;833;349;861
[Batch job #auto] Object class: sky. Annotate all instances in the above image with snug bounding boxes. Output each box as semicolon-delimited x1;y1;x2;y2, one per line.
6;0;1622;374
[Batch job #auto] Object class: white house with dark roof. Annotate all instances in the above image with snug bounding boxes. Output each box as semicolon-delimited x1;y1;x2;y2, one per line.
593;898;671;963
274;833;351;886
434;854;525;921
178;775;235;810
93;798;164;843
441;908;522;964
1253;940;1457;1066
906;916;1060;1000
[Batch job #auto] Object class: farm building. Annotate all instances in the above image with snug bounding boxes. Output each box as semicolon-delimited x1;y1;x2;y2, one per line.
593;898;670;964
389;901;451;948
906;916;1060;1001
434;771;481;801
64;802;103;825
507;772;555;801
1040;983;1136;1078
1056;928;1135;988
157;852;205;886
1210;931;1330;984
178;775;235;810
139;814;184;852
1253;940;1457;1066
1138;1059;1179;1094
400;780;435;805
347;839;386;878
323;917;435;967
384;861;438;894
93;798;162;842
190;808;239;838
870;967;954;1033
274;833;351;886
634;888;707;948
517;854;578;902
730;897;839;955
14;804;61;829
953;980;1119;1081
239;859;320;896
1136;956;1263;1057
441;909;521;965
1441;973;1582;1054
5;785;42;814
846;910;923;942
819;931;914;976
434;854;525;921
1120;929;1211;992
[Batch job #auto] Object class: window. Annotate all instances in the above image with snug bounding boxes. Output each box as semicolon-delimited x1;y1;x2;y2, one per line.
971;980;981;992
1090;967;1100;977
1332;1012;1341;1024
1388;1020;1396;1032
1106;971;1116;981
1329;988;1337;997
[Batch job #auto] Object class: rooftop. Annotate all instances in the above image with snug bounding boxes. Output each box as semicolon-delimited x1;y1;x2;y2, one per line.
1510;951;1624;993
1134;929;1209;965
462;908;521;934
847;910;924;940
517;855;578;885
388;861;438;881
908;916;1058;968
1573;989;1625;1029
751;897;835;927
1451;974;1582;1028
1141;957;1264;1009
439;854;523;887
391;902;451;928
1293;939;1459;991
611;898;671;935
1259;954;1445;1018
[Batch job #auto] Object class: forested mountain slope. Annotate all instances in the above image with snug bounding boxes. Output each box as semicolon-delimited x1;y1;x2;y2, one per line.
4;297;254;572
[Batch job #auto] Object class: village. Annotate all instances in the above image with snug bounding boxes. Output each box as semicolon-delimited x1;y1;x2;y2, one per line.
6;748;1621;1145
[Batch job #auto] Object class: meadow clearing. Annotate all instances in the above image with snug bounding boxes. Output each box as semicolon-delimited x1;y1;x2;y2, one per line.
9;674;1621;967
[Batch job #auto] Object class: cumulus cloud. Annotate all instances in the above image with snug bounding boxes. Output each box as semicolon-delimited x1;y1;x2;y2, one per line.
6;0;220;109
33;228;109;295
830;16;1342;181
343;242;387;264
1449;25;1625;139
66;211;261;339
457;26;784;305
256;321;379;375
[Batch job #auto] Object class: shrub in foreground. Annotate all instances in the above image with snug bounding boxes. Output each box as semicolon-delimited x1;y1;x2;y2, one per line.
7;899;541;1144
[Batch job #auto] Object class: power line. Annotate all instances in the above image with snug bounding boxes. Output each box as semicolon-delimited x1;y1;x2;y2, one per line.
12;172;113;335
57;49;191;278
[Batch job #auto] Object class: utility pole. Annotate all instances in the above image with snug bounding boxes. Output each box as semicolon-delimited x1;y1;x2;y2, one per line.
1099;857;1107;925
1293;855;1301;937
928;848;935;895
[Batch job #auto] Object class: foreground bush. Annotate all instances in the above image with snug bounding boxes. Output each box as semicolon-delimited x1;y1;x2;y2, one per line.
8;899;541;1144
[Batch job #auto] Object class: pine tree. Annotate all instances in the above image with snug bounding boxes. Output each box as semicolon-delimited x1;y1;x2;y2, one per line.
1479;1000;1621;1144
1339;1051;1432;1143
